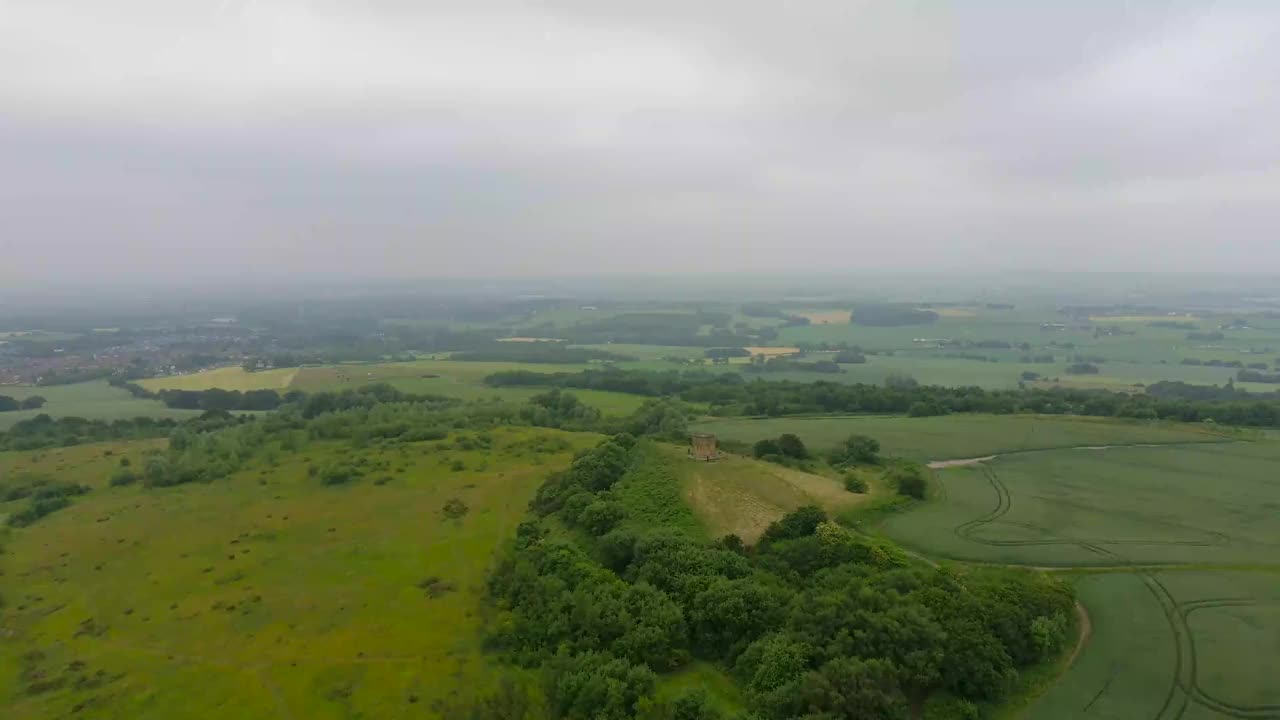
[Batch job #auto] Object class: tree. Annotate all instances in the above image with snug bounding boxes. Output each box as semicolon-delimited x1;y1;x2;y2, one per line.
831;434;879;465
545;652;656;720
0;396;19;412
20;395;46;410
579;500;626;536
753;438;782;458
892;466;927;500
691;578;786;659
776;434;807;459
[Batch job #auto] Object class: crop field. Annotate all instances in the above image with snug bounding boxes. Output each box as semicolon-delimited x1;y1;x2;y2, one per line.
692;414;1236;463
663;446;868;542
879;440;1280;566
0;428;598;719
1027;571;1280;719
137;367;299;392
0;382;201;430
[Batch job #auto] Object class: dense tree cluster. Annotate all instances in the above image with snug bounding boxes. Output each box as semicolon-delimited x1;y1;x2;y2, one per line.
487;441;1076;720
0;395;46;412
485;368;1280;428
0;414;180;451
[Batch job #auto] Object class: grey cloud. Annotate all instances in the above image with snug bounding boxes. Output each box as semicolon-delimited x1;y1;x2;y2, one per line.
2;0;1279;288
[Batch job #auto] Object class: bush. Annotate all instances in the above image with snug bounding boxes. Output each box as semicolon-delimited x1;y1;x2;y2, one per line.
777;434;807;459
843;474;868;493
443;498;469;519
579;500;626;536
830;434;880;465
109;469;138;487
321;465;360;485
892;466;927;500
752;438;781;458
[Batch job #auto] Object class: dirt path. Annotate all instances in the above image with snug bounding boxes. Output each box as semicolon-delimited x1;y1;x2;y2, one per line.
927;455;995;469
925;439;1242;470
1066;600;1092;670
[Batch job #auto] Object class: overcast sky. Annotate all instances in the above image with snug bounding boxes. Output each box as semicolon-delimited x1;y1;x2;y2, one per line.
2;0;1278;287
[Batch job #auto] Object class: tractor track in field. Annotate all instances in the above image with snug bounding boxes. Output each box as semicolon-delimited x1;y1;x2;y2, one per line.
916;447;1280;719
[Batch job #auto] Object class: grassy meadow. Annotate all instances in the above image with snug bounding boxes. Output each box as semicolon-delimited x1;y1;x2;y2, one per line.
0;428;598;719
0;382;201;430
693;414;1236;462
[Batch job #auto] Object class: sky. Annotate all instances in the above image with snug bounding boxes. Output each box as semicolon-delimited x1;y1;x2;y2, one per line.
2;0;1279;287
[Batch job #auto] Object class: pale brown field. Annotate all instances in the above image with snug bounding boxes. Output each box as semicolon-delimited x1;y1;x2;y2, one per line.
671;451;867;542
796;310;851;325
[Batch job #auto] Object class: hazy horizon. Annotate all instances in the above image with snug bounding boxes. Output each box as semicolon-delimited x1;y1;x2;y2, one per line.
3;1;1280;287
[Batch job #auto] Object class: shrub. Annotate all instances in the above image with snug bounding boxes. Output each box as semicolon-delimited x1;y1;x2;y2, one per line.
830;434;880;465
110;469;138;487
752;438;781;458
892;466;927;500
843;474;868;493
321;465;360;486
776;434;807;459
579;500;626;536
443;498;469;519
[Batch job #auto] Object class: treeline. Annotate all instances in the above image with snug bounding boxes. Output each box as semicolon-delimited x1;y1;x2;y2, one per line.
1239;369;1280;384
111;377;291;411
0;395;46;412
1182;358;1245;368
484;368;1280;427
0;414;181;451
483;439;1075;720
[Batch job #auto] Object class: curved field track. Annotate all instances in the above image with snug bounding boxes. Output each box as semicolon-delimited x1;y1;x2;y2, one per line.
1025;572;1280;719
875;439;1280;719
881;442;1280;567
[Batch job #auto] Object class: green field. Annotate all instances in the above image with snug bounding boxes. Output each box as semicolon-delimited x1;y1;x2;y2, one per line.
693;414;1236;462
879;441;1280;566
137;367;299;392
0;428;597;718
1028;571;1280;719
0;382;201;430
290;360;649;416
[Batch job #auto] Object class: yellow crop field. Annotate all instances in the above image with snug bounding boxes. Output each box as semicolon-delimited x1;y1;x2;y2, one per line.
742;346;802;357
137;366;298;392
